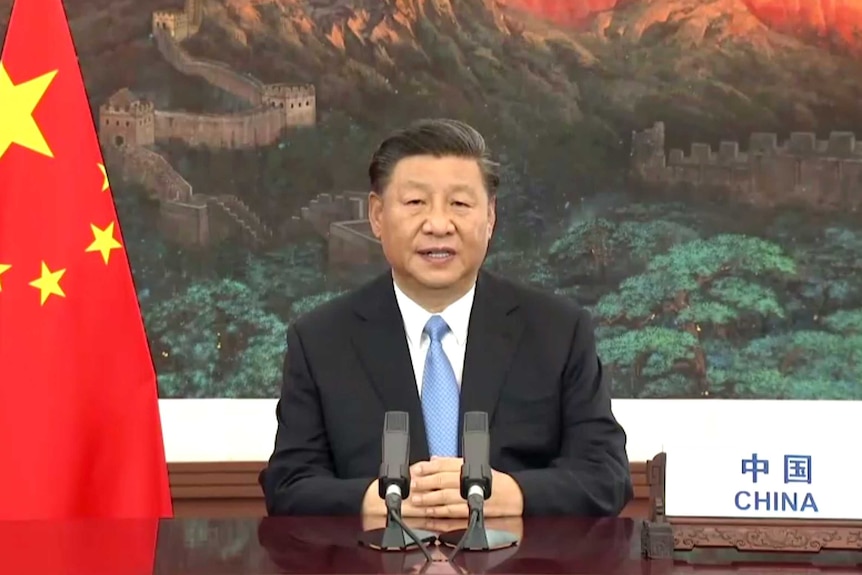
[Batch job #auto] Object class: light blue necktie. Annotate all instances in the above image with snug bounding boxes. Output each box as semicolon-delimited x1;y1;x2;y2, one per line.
421;315;460;457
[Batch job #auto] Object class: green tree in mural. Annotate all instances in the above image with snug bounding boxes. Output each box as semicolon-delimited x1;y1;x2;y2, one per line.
787;226;862;317
147;279;287;398
484;249;557;289
115;184;196;304
593;234;796;398
549;217;700;280
144;242;352;399
545;211;702;306
710;309;862;400
240;241;329;308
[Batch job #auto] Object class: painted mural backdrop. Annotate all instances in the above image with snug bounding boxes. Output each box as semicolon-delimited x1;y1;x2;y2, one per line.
2;0;862;400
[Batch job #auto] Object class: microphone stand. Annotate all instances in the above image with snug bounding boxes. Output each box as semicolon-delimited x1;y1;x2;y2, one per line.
440;412;520;556
358;411;437;559
439;489;519;558
358;484;437;561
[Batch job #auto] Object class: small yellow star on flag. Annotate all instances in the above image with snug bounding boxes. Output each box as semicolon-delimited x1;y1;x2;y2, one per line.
85;222;123;264
0;264;11;291
0;62;57;160
29;261;65;305
97;162;109;191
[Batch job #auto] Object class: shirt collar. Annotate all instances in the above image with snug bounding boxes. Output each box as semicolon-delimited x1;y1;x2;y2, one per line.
392;277;475;347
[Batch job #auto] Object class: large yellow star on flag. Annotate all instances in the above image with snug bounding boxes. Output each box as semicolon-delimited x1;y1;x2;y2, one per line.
0;62;57;160
0;264;10;292
29;261;65;305
85;222;123;264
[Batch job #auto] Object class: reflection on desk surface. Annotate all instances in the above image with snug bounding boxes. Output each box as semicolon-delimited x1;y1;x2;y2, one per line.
0;516;858;574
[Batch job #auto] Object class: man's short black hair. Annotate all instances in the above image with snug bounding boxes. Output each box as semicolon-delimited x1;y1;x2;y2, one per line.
368;118;500;196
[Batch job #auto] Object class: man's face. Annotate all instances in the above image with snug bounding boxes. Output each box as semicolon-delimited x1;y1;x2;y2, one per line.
368;155;496;301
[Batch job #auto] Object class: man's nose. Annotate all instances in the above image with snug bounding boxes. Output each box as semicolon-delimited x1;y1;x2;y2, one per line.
424;205;453;235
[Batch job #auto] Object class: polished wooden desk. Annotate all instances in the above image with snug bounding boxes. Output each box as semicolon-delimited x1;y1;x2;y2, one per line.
0;516;859;574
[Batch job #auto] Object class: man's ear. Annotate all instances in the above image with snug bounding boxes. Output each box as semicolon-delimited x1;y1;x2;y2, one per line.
487;195;496;240
368;191;383;239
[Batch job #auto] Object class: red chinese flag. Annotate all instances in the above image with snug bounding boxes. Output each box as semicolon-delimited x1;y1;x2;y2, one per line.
0;0;173;525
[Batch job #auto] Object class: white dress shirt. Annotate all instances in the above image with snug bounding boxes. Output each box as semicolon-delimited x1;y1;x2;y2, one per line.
392;279;476;396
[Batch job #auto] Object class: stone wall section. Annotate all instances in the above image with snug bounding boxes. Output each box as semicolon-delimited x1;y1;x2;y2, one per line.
98;1;312;247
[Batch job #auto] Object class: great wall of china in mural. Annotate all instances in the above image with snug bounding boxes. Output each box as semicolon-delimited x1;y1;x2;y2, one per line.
98;0;862;271
631;121;862;211
97;0;384;267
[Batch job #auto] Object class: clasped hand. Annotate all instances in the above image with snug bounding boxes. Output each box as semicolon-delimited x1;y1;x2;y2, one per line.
399;456;523;518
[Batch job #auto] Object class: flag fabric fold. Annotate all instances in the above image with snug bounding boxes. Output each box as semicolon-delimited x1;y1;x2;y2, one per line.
0;0;173;523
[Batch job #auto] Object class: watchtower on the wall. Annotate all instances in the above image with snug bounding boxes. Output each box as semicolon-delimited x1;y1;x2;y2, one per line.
262;83;317;126
152;10;190;40
98;88;155;149
630;121;667;180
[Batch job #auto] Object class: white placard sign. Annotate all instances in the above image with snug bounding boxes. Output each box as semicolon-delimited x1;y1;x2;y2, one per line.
664;445;862;520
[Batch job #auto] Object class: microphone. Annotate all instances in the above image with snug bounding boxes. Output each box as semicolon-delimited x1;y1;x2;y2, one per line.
379;410;411;506
461;410;493;514
439;411;520;556
357;411;437;560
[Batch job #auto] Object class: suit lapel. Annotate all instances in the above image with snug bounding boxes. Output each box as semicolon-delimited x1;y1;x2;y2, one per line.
460;271;524;427
350;273;429;461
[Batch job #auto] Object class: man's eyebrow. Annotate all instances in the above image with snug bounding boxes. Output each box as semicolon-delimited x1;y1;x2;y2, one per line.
402;181;476;193
448;183;476;193
401;180;433;191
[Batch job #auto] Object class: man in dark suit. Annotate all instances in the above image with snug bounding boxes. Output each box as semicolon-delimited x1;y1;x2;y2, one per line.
260;118;632;518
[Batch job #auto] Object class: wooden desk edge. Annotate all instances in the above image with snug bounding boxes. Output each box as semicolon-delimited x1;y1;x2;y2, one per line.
167;461;650;518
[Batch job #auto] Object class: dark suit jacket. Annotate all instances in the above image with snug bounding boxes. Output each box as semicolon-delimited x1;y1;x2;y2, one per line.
260;269;633;516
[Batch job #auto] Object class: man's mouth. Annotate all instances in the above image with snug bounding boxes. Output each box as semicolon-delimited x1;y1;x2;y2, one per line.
418;248;456;259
